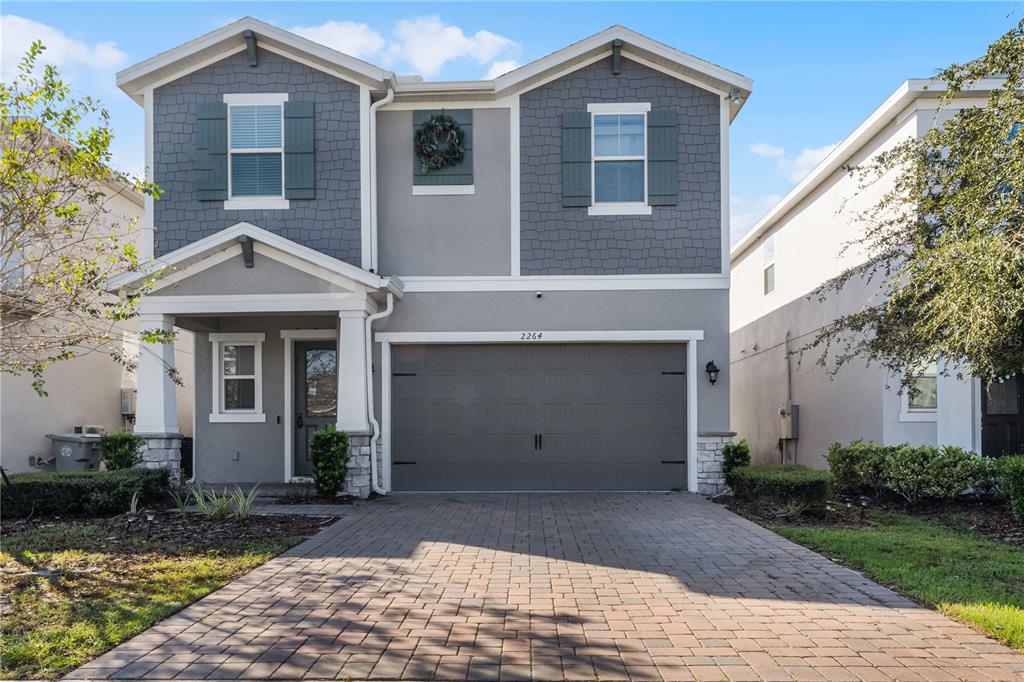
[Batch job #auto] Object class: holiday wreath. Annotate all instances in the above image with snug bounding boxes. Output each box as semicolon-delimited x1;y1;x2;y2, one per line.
414;113;465;173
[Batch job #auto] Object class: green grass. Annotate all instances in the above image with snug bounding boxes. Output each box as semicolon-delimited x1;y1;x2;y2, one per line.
774;511;1024;651
0;521;302;680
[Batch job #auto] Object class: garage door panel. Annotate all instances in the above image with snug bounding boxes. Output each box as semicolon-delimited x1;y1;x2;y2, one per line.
391;343;686;491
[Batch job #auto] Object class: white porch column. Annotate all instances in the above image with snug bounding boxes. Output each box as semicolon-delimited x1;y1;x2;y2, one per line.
134;313;180;434
336;310;371;435
937;366;978;452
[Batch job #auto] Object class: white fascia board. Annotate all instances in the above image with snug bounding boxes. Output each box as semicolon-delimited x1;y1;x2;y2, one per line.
400;274;728;292
378;330;705;344
141;292;371;315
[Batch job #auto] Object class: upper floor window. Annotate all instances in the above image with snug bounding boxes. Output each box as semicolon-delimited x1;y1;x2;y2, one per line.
223;93;289;210
762;236;775;295
587;103;651;216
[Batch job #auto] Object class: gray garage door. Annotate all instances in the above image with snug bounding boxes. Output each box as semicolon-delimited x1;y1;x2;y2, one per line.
391;343;687;491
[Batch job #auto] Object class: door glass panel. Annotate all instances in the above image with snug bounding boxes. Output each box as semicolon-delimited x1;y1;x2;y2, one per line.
986;377;1019;415
305;349;337;417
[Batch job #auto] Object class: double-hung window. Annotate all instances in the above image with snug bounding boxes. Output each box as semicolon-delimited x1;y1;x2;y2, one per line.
588;103;651;216
225;94;288;210
209;333;265;423
900;363;938;422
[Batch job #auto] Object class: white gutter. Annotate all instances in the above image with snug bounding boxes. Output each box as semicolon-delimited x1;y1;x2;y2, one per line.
365;291;394;495
368;80;395;273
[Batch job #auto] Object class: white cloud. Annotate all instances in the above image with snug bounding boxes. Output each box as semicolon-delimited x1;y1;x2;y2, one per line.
750;142;785;158
484;59;519;80
1;14;128;82
289;20;386;60
777;143;839;183
386;16;518;77
730;194;783;245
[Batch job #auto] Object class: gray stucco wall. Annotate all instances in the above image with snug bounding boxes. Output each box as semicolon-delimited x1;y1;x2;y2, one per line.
152;251;348;296
153;48;362;263
730;280;886;468
375;289;730;433
519;56;721;275
188;315;335;484
376;109;511;276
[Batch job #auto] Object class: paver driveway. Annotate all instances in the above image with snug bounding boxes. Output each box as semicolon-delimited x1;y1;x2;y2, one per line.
71;493;1024;681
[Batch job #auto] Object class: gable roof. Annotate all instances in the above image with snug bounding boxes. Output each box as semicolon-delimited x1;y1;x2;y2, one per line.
730;77;1001;262
107;222;403;297
118;19;751;117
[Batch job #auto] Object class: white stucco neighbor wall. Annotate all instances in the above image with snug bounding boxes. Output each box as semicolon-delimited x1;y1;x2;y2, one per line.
0;187;195;473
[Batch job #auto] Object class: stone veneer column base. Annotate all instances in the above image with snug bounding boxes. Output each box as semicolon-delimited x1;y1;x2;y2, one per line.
344;434;372;499
696;432;736;496
136;433;182;487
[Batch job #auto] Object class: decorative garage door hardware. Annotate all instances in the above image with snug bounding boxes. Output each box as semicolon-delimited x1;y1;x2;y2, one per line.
662;370;686;375
533;434;544;450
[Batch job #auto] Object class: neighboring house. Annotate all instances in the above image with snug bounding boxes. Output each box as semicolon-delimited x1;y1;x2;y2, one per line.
110;18;750;495
730;78;1019;468
1;179;195;472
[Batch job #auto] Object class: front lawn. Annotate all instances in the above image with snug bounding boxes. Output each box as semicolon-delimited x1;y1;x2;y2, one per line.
0;513;331;680
772;510;1024;652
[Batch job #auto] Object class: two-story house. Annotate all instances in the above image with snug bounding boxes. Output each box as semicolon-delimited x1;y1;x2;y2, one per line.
111;18;751;495
730;79;1019;468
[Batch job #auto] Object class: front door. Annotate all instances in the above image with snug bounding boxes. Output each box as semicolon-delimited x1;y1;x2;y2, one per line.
294;341;338;477
982;374;1024;456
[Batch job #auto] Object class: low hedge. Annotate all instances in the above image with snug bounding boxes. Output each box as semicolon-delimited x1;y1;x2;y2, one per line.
729;465;832;507
1002;456;1024;524
0;469;169;518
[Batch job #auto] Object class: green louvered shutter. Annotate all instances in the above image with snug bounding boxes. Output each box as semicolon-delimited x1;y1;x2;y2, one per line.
195;103;227;201
412;109;473;185
647;110;678;206
562;112;591;207
284;101;315;200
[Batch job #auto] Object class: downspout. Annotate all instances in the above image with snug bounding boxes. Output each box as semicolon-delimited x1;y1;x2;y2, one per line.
365;291;394;495
368;78;395;273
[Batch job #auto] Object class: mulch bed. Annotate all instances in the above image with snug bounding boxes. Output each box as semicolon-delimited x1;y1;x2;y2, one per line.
1;512;335;553
720;494;1024;547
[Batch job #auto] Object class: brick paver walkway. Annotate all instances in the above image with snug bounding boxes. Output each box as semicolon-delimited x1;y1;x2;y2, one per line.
69;493;1024;681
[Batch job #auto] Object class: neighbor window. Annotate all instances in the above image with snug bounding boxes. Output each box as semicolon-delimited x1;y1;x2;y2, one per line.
229;104;283;198
908;374;938;411
588;103;650;216
763;236;776;295
209;333;265;423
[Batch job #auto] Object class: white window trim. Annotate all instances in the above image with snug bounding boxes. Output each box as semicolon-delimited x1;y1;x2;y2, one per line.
412;184;476;196
900;373;938;423
223;93;290;211
209;332;265;423
587;104;651;217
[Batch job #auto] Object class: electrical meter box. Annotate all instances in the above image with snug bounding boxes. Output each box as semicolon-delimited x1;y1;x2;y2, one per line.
779;401;800;439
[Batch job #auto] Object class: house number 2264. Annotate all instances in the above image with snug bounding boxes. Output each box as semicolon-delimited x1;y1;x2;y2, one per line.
520;332;543;340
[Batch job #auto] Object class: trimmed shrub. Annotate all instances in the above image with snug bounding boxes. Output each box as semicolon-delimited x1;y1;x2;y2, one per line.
884;445;996;504
0;469;169;518
310;425;350;497
1001;456;1024;524
730;465;832;507
826;440;890;495
99;432;145;470
722;440;751;485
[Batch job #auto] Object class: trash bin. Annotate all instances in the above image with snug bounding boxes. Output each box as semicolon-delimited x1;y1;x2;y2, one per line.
47;434;101;472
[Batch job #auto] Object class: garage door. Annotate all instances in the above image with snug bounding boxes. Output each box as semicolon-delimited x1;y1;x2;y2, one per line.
390;343;687;491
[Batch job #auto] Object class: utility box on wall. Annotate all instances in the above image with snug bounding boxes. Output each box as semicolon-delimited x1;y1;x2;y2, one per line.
779;401;800;440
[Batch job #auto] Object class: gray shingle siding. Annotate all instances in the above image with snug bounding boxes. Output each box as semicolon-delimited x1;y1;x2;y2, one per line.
519;56;721;275
152;49;361;263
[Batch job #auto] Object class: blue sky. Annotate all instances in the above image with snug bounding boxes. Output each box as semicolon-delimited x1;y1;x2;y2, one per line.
3;1;1020;243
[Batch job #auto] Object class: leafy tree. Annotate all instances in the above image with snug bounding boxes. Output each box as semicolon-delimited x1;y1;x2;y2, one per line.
807;20;1024;387
1;42;172;395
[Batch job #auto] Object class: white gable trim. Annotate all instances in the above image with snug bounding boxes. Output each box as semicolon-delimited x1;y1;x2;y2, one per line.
108;222;403;297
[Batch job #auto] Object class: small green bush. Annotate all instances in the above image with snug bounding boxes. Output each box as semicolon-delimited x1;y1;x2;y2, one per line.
885;445;996;504
99;432;145;470
0;469;169;518
1001;456;1024;524
722;439;750;485
310;425;350;496
730;465;832;507
826;440;890;495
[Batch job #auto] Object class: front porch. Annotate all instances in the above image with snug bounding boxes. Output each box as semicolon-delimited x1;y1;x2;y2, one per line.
112;223;402;497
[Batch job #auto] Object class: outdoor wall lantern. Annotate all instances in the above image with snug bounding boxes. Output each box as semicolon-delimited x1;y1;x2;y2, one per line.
705;361;720;385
